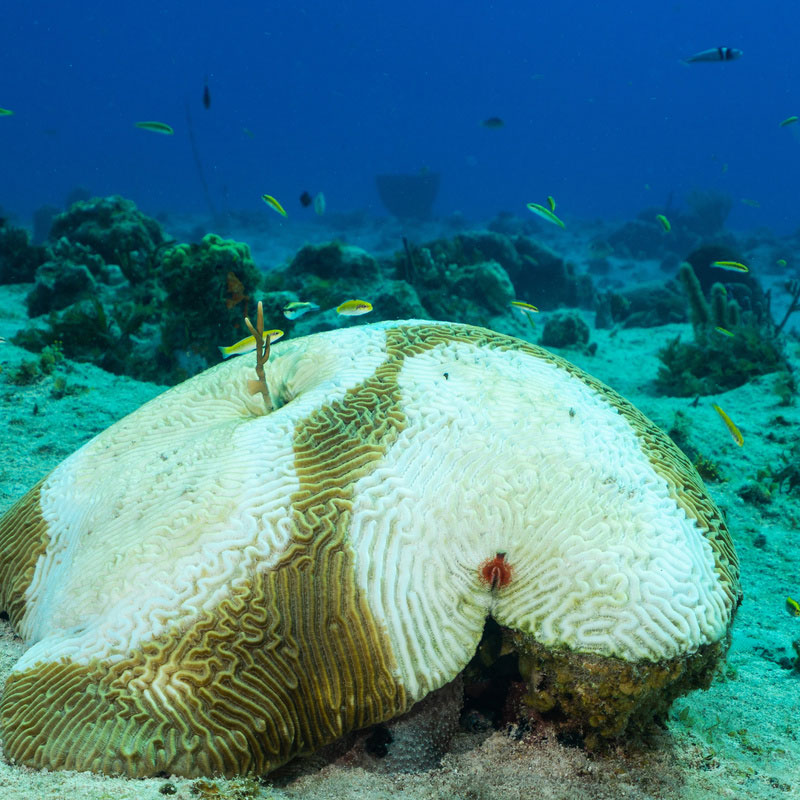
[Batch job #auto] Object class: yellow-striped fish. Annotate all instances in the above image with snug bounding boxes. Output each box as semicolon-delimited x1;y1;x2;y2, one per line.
714;326;734;337
526;202;565;228
656;214;671;232
711;260;749;273
786;597;800;617
511;300;538;331
261;194;287;217
510;300;539;315
712;403;743;447
777;259;787;268
546;195;556;212
135;121;174;135
780;116;799;127
336;299;373;316
218;329;283;358
0;108;14;117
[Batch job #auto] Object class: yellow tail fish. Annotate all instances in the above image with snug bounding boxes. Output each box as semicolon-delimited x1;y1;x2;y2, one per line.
262;194;287;217
336;299;373;316
135;121;174;135
219;329;284;358
711;260;749;273
526;202;565;228
712;403;743;446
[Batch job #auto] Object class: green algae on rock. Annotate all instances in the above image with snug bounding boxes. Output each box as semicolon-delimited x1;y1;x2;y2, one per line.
49;194;170;284
158;233;263;379
16;220;266;384
0;220;49;285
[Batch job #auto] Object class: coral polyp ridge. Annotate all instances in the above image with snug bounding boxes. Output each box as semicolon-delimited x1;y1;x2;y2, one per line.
0;319;740;777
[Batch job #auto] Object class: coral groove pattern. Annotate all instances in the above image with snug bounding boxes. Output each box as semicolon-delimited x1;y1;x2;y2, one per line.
0;320;740;777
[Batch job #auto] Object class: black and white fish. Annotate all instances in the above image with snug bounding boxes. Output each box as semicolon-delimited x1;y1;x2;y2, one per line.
683;46;742;63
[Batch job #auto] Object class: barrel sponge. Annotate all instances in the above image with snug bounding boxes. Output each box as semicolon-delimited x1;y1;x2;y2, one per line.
0;320;740;778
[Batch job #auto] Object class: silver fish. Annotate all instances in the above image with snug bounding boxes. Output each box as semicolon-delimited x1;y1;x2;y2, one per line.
282;301;320;320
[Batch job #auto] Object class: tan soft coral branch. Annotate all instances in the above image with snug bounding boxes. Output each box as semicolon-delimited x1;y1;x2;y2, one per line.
244;300;270;400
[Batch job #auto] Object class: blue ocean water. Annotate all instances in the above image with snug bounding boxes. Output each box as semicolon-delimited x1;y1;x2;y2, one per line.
2;0;799;230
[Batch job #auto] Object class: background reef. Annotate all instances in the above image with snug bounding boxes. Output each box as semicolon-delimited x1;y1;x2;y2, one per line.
2;196;598;384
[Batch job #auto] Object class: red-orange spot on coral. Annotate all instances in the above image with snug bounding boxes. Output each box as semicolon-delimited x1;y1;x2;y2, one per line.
480;552;513;590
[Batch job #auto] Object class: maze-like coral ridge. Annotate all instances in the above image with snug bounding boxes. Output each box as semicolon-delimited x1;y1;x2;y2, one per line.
0;320;740;777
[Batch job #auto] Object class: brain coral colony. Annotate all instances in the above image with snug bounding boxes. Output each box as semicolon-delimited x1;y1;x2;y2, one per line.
0;318;740;778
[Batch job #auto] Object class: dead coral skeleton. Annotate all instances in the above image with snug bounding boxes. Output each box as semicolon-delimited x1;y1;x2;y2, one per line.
773;278;800;335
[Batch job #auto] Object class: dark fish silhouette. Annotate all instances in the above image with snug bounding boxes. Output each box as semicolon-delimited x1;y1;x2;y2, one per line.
683;47;742;63
203;78;211;109
299;191;313;208
481;116;505;129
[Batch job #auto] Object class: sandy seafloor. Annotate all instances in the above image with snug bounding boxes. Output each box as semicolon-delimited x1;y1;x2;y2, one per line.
0;215;799;800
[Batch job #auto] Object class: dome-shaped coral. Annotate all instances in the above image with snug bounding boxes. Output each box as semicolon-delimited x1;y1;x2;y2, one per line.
0;320;740;777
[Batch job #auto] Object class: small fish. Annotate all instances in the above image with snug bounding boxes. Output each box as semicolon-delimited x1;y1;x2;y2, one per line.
218;329;283;359
313;192;326;216
481;117;505;129
787;597;800;617
282;301;320;320
780;116;798;127
299;191;313;208
203;78;211;110
711;260;749;273
714;326;734;337
740;198;760;208
656;214;671;232
526;202;565;228
262;194;287;217
0;108;13;117
510;300;539;315
243;127;255;138
683;46;742;63
336;299;373;316
712;403;743;447
777;258;788;268
511;300;538;331
588;240;614;258
545;196;556;213
0;336;6;343
135;121;174;135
